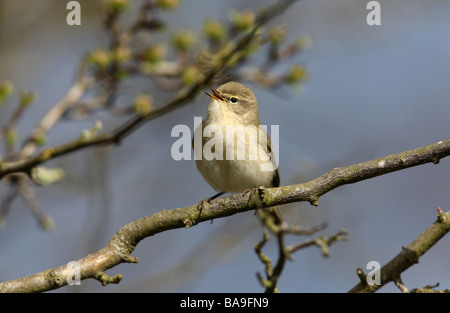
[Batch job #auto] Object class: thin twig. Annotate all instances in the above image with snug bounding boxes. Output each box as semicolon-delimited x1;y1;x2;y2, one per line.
287;230;348;256
19;71;95;159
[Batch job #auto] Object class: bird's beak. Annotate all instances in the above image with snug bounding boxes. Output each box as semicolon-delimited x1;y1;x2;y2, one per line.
205;88;224;101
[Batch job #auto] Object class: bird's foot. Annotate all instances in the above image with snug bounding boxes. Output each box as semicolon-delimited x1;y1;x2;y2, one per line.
196;191;225;223
243;186;265;215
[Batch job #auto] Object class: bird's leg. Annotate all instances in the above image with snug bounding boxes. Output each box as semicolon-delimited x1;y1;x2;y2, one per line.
243;186;264;215
197;191;225;217
245;186;283;226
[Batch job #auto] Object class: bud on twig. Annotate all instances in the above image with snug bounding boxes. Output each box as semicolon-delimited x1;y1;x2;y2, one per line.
133;95;153;116
156;0;180;10
230;11;255;32
172;30;195;52
203;19;226;42
103;0;129;12
0;80;14;105
286;64;308;84
87;49;112;70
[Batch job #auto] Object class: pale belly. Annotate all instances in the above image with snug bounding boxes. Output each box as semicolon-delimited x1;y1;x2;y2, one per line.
195;129;277;192
196;157;276;192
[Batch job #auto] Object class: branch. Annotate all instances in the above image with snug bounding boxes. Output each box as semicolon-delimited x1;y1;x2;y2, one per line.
266;138;450;207
254;216;346;293
0;0;301;181
349;208;450;293
1;138;449;292
254;208;292;293
287;230;348;256
19;62;95;159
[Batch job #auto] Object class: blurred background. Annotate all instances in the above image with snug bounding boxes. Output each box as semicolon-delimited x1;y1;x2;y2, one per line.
0;0;449;292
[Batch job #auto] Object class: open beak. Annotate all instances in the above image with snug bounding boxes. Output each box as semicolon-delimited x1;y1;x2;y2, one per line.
205;88;224;101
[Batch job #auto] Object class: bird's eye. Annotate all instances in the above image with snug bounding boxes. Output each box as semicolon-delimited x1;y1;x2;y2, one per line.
230;97;238;103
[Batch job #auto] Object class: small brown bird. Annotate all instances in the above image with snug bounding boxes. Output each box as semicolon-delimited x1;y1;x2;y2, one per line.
193;81;282;223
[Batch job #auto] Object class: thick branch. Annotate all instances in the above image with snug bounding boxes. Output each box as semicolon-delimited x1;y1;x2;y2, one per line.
1;138;449;292
265;138;450;207
348;209;450;293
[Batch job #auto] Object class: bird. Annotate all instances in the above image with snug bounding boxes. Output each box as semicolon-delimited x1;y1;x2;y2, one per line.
193;81;282;223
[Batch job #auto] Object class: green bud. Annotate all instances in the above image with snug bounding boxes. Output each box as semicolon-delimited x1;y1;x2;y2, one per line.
33;167;65;186
0;80;14;105
6;129;18;146
33;130;47;146
113;46;132;63
144;44;167;64
269;25;287;44
80;120;103;141
172;30;195;52
286;64;308;84
181;65;203;86
40;216;55;230
230;11;255;32
156;0;180;10
203;19;226;42
103;0;129;12
133;95;153;116
87;49;112;70
20;91;36;108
